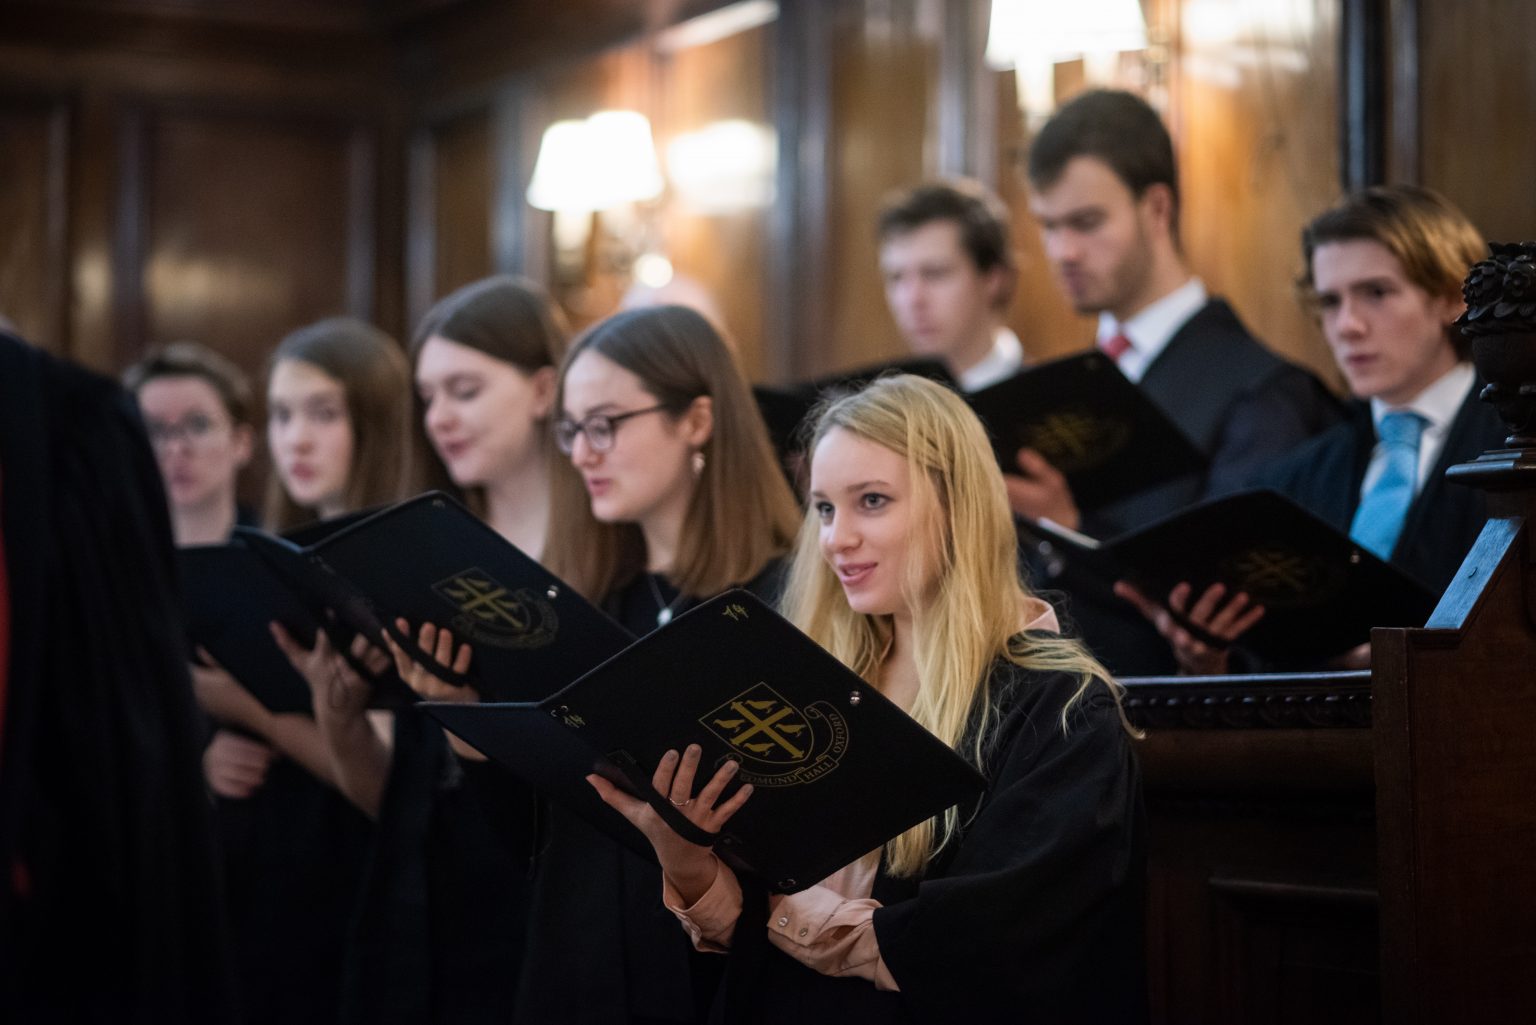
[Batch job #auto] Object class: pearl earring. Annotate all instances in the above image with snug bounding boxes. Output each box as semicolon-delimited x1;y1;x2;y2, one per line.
691;450;706;476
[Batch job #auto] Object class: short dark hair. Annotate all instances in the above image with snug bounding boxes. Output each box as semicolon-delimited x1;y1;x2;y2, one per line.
122;341;253;425
877;179;1016;277
1027;89;1179;228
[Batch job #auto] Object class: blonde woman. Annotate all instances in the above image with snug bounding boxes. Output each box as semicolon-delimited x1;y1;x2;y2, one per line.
595;375;1147;1023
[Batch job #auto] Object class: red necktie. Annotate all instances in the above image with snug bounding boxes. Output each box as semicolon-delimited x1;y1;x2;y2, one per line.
1100;332;1133;363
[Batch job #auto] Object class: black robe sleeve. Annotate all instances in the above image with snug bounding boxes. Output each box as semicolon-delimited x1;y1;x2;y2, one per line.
871;666;1147;1025
0;334;238;1023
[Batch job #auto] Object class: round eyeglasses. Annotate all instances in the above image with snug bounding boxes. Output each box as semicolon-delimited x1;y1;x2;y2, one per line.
554;404;670;454
146;413;226;449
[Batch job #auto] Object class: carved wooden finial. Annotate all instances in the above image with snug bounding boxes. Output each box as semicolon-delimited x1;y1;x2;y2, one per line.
1446;241;1536;494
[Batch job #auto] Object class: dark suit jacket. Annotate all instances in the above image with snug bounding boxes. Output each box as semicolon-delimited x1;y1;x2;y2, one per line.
1088;298;1342;535
1256;380;1506;595
1036;299;1342;676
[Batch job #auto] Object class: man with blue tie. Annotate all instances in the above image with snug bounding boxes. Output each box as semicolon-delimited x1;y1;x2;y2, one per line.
1119;184;1507;673
1017;89;1340;673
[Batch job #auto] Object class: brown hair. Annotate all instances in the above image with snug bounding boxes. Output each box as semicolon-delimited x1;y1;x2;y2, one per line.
409;276;568;502
542;305;801;601
1299;184;1485;357
262;316;417;530
877;179;1017;310
123;341;254;426
1027;89;1180;238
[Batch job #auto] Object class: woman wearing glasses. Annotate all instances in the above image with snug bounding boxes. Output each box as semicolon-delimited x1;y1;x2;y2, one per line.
504;304;800;1024
124;341;257;546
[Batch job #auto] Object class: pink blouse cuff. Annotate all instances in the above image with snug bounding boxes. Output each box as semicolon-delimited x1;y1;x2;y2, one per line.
765;886;900;991
662;856;743;952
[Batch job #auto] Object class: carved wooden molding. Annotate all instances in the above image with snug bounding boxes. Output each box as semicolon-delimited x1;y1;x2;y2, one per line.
1121;671;1372;730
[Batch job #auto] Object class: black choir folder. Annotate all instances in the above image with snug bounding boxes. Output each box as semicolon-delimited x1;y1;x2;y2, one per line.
967;350;1207;510
1031;488;1440;663
753;351;1205;510
179;509;396;715
753;356;958;464
234;491;634;703
422;590;986;894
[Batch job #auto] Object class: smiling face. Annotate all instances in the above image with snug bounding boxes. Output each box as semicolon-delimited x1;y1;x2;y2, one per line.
810;427;937;621
879;220;1005;371
1310;238;1462;405
416;334;554;489
1028;155;1166;320
137;374;252;512
266;358;354;514
559;349;709;530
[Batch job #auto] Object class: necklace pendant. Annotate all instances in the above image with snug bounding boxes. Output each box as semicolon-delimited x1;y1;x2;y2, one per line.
656;607;673;626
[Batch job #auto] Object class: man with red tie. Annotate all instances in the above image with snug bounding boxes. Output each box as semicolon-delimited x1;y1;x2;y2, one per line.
1017;89;1340;674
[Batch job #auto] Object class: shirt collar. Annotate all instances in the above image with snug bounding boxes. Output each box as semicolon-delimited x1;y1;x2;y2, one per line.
1096;277;1208;362
1369;361;1475;434
958;327;1025;392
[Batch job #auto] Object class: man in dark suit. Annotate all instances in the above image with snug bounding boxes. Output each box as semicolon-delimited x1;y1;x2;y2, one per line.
1014;89;1339;673
1118;185;1503;673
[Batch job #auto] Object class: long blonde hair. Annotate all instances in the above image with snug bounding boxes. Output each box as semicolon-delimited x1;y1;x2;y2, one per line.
542;305;801;601
780;375;1127;877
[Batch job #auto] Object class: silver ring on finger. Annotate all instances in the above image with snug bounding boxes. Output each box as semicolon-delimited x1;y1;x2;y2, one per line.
669;797;693;807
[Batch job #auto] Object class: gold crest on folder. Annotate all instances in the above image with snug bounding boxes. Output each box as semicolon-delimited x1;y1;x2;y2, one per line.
1022;409;1131;473
701;682;848;788
434;568;559;649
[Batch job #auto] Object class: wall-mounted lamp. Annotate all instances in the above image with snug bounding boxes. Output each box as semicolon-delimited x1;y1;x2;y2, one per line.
526;110;664;212
986;0;1150;124
527;110;665;289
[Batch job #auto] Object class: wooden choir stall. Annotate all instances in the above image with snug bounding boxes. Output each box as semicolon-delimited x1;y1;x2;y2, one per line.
1122;326;1536;1024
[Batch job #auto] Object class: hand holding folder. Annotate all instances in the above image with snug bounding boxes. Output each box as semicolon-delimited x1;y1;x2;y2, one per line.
180;510;404;714
966;350;1207;511
422;590;985;893
229;492;634;704
1028;488;1440;664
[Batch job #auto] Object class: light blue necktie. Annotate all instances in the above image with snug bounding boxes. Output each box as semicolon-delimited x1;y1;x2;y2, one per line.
1349;410;1428;559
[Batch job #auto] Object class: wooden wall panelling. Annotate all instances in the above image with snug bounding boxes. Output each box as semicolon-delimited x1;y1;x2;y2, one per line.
991;70;1100;362
1416;0;1536;241
405;101;495;331
1162;0;1344;389
1386;0;1419;183
653;18;773;381
767;0;834;383
122;100;382;382
1340;0;1388;191
936;0;995;182
0;89;71;353
820;0;939;378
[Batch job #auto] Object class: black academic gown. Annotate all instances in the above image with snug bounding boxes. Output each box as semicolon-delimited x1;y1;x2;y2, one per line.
1254;381;1506;596
714;649;1147;1025
340;707;533;1025
1033;300;1342;675
0;334;237;1023
512;561;786;1025
215;757;373;1024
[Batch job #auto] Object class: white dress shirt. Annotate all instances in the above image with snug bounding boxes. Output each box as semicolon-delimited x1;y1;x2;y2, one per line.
1361;362;1475;497
958;327;1025;392
1095;278;1209;383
